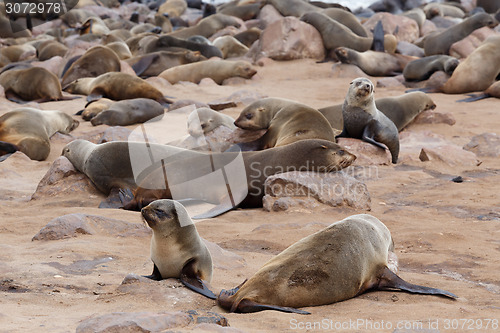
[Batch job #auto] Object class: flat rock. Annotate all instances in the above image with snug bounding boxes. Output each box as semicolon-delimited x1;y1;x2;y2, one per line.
331;63;365;78
263;171;371;211
376;77;405;89
412;109;456;126
258;17;325;61
337;138;392;165
418;146;480;167
32;213;150;241
463;133;500;157
209;90;267;108
363;13;419;43
169;99;209;112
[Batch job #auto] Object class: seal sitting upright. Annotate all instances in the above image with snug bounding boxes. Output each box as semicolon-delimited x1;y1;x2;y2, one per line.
337;77;399;164
141;199;215;299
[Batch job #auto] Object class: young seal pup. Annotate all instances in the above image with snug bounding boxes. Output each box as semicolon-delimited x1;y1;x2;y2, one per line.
218;214;457;314
141;199;215;298
337;77;399;164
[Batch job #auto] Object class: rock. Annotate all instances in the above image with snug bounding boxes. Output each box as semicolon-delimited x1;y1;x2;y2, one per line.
263;171;371;211
412;110;456;126
169;99;209;112
463;133;500;157
98;126;133;143
376;77;405;89
420;19;437;37
185;310;228;327
449;27;497;59
258;17;325;61
199;78;218;87
75;311;192;333
363;13;419;43
330;63;365;78
31;156;102;201
337;138;392;165
418;146;480;167
257;4;283;29
119;60;136;76
204;240;246;270
209;90;267;108
32;213;151;241
396;41;425;57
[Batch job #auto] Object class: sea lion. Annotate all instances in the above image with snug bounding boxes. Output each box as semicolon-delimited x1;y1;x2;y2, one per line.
127;50;206;78
320;92;436;132
159;59;257;85
423;13;495;56
144;35;223;59
403;55;460;81
300;12;372;56
213;36;249;59
217;214;457;314
167;13;241;39
141;199;215;299
187;107;236;137
233;98;336;150
0;67;75;103
120;139;356;216
63;72;173;105
334;47;416;77
61;45;121;87
0;108;79;161
90;98;165;126
337;77;400;164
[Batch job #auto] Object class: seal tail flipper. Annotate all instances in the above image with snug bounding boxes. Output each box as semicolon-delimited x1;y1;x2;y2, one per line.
180;259;217;299
377;266;457;299
118;188;143;211
235;299;311;315
99;188;127;209
144;263;163;281
456;93;490;103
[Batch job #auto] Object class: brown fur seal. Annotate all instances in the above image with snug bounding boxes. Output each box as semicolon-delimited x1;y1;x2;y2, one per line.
213;36;249;59
335;47;416;76
0;67;76;103
144;35;223;59
104;41;132;60
187;107;236;137
322;7;368;37
159;59;257;84
218;3;261;21
233;27;262;48
61;45;121;87
37;40;68;61
127;50;206;78
90;98;165;126
120;139;356;217
141;199;215;299
233;98;336;150
319;92;436;132
167;13;241;39
457;80;500;102
78;98;114;121
423;13;495;56
63;72;173;105
300;12;372;55
158;0;187;17
268;0;320;17
403;55;460;82
337;77;399;164
0;108;79;161
217;214;457;314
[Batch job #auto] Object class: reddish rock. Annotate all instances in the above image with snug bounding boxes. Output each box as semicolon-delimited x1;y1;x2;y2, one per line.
363;13;419;43
256;4;283;29
463;133;500;157
412;110;456;126
337;138;392;166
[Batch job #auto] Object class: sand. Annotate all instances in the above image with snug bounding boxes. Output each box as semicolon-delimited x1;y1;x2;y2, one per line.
0;59;499;332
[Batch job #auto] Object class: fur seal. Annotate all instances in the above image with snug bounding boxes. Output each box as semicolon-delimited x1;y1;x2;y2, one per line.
213;36;249;59
37;40;68;61
127;50;206;78
233;98;336;150
337;78;400;164
61;45;121;87
167;13;241;39
0;108;79;161
322;7;368;37
78;98;114;121
403;55;460;81
423;13;495;56
335;47;416;76
159;60;257;84
218;3;261;21
90;98;165;126
141;199;215;299
187;107;236;137
319;92;436;132
233;27;262;48
104;41;132;60
0;67;75;103
457;80;500;102
217;214;457;314
63;72;173;105
300;12;372;55
144;35;223;59
268;0;320;17
121;139;356;216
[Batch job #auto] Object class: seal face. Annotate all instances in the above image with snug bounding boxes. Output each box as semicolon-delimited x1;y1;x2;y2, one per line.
141;199;215;299
217;214;457;314
337;77;400;163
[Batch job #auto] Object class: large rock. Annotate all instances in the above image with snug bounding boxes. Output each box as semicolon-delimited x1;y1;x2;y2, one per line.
337;138;392;165
32;213;151;241
263;171;371;211
449;26;497;59
258;17;325;61
412;109;456;126
256;4;283;29
363;12;420;43
463;133;500;157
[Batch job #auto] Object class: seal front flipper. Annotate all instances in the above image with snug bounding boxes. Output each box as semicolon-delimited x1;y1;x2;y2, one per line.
98;188;126;208
132;54;159;77
377;266;457;299
371;20;385;52
4;90;28;104
361;126;387;150
144;263;163;281
180;258;216;299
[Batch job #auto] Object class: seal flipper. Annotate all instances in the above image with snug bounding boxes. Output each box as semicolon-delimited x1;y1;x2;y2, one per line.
132;54;159;77
371;20;385;52
0;141;19;161
180;259;216;299
4;90;28;104
99;188;126;208
377;266;457;299
144;263;163;281
456;93;490;103
361;125;387;150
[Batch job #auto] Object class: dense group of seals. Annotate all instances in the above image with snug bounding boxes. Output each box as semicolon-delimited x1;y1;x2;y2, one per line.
218;214;457;314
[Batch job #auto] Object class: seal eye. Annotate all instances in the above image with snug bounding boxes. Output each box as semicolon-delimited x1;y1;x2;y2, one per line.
337;150;345;156
245;113;253;120
320;145;327;149
154;208;172;219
